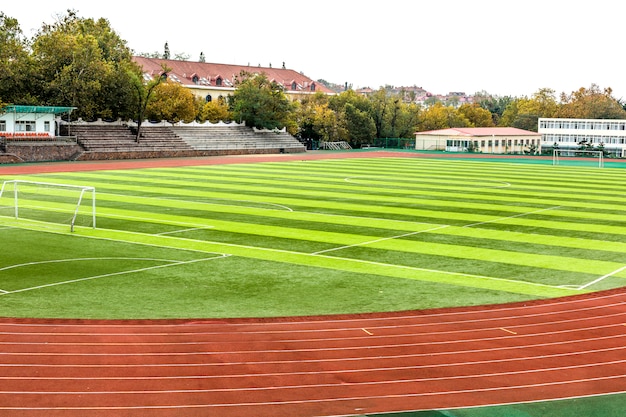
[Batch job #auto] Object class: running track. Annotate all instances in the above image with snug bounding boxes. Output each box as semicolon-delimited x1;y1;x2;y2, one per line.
1;152;625;416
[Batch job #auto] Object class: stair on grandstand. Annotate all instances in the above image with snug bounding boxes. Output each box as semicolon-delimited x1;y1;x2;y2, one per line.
172;124;305;152
65;124;193;153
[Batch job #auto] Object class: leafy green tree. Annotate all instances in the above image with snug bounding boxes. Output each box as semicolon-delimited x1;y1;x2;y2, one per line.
0;13;36;104
344;102;376;146
231;71;294;129
556;84;626;119
29;10;136;120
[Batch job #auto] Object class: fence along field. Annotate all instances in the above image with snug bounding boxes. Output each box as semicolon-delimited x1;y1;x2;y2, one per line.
1;156;626;319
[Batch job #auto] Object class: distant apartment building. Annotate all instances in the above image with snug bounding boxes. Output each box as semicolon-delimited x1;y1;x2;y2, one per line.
538;118;626;157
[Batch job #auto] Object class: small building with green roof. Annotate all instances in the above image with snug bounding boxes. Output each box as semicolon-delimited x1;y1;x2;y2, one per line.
0;105;76;139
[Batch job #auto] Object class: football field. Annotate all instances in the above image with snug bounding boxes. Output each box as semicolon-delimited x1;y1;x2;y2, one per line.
1;154;626;319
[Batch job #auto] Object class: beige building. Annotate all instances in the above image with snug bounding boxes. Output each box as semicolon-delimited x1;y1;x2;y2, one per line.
415;127;541;154
132;56;335;103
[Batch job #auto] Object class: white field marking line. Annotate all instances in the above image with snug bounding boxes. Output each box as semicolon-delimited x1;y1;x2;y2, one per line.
463;205;563;228
0;255;230;296
1;374;625;410
0;257;185;273
3;358;625;395
3;308;624;343
155;226;214;236
2;345;624;381
343;176;512;189
3;322;624;357
577;265;626;290
106;192;294;212
52;217;566;293
316;252;568;290
311;225;450;255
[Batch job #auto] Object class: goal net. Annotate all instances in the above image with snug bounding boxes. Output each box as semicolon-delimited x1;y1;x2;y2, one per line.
552;149;604;168
0;180;96;231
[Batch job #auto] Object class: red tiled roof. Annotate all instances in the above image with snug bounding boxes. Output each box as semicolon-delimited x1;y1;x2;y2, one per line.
132;56;334;94
416;127;539;136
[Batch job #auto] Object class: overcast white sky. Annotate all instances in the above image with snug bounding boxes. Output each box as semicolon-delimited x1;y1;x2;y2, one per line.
3;0;624;100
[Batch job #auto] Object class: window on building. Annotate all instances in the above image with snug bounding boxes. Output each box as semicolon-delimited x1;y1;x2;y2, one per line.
310;83;316;92
291;81;297;90
192;75;199;84
205;95;212;102
495;140;499;146
44;121;50;132
16;120;36;132
0;120;5;132
216;77;223;86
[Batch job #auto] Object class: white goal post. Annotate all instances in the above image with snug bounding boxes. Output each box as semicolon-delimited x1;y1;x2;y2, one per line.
0;180;96;232
552;149;604;168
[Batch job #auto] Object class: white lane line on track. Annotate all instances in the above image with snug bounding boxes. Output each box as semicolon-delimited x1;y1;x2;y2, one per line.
0;375;625;410
1;326;624;358
1;359;625;395
1;309;625;345
0;289;624;330
1;298;624;337
2;345;625;380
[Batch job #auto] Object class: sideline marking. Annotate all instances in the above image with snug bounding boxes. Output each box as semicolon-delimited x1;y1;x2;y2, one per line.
500;327;517;335
577;265;626;290
361;328;373;335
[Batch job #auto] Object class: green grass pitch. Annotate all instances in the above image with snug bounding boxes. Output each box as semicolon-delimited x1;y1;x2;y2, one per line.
1;156;625;319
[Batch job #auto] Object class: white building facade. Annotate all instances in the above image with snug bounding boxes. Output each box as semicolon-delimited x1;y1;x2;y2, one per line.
0;105;76;139
538;118;626;157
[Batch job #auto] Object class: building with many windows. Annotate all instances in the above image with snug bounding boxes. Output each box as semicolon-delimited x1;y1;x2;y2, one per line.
415;127;541;154
539;118;626;157
132;57;335;104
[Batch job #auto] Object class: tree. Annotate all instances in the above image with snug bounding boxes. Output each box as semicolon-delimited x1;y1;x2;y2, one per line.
231;71;294;130
197;98;232;123
556;84;626;119
457;103;494;127
129;63;168;140
144;81;197;123
474;92;514;125
416;103;470;131
30;10;137;120
0;12;36;104
499;89;559;131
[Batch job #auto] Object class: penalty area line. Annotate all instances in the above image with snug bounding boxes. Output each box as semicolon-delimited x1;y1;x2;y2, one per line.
577;265;626;290
0;255;231;296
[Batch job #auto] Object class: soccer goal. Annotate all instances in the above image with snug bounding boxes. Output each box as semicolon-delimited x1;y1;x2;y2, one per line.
552;149;604;168
0;180;96;232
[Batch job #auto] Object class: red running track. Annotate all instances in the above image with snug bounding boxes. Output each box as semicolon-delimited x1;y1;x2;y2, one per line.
0;289;625;417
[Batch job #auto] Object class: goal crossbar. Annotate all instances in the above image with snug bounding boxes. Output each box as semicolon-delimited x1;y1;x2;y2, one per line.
0;180;96;231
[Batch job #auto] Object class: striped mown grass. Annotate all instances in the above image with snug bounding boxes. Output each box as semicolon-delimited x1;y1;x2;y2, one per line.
1;156;625;319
